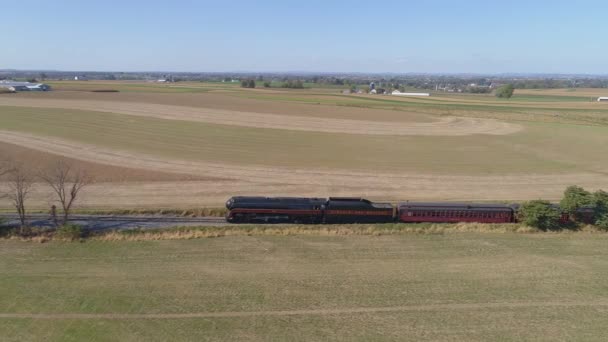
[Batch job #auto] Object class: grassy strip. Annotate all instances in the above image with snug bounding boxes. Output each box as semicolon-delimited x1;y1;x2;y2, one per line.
5;222;607;243
92;223;537;241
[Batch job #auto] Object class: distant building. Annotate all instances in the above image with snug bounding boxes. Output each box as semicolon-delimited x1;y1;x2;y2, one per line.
6;85;27;92
598;97;608;102
0;81;51;92
74;75;88;81
391;90;430;97
369;88;389;95
26;83;51;91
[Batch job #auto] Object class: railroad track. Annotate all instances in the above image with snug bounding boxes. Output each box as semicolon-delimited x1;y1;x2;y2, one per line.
0;214;228;230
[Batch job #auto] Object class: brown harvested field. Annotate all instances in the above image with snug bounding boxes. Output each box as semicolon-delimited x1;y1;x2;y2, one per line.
0;131;606;208
0;141;209;182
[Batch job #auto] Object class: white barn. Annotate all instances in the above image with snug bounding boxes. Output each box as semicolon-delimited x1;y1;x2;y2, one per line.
391;90;430;97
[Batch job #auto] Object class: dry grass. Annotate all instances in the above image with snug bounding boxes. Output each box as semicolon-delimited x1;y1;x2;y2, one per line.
4;232;608;340
8;223;599;243
0;222;549;243
91;223;540;241
92;222;608;241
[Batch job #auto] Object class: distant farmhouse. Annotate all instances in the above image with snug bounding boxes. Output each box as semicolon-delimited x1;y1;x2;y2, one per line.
0;80;51;92
598;97;608;102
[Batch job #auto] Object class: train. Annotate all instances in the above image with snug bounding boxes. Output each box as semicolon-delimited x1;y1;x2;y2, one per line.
225;196;540;224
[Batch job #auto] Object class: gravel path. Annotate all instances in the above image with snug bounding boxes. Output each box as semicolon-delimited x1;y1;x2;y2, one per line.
0;214;227;231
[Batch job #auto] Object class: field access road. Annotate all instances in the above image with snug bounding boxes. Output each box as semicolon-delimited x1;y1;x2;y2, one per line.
0;214;228;231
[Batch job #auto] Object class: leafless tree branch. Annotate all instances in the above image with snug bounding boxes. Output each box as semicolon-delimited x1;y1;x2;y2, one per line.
40;159;92;226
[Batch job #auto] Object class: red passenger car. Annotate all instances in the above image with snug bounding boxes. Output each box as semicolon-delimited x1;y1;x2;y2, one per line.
398;202;516;224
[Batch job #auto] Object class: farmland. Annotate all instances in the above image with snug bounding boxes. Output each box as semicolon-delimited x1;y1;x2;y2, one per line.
3;233;608;341
1;82;608;208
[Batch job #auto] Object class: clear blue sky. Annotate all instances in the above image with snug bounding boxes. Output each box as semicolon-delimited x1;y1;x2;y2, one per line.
3;0;607;74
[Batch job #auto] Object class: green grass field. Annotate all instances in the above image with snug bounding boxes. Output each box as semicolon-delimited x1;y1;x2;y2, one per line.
2;105;608;175
3;233;608;341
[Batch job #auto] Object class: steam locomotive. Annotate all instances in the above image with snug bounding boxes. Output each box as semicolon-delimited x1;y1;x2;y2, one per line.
225;196;527;224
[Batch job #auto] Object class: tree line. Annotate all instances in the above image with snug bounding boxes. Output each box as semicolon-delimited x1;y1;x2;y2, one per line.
518;186;608;231
240;79;256;88
241;79;305;89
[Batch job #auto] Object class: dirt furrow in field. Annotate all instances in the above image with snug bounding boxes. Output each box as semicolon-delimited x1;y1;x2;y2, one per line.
0;97;522;136
2;301;608;319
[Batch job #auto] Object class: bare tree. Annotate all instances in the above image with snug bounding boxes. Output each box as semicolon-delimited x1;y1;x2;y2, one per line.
40;160;91;226
7;163;34;232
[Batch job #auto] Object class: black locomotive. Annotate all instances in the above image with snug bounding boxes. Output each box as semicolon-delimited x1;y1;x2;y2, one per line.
225;196;325;223
225;196;393;224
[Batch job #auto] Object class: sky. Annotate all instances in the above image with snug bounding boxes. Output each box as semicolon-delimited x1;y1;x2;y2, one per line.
2;0;608;74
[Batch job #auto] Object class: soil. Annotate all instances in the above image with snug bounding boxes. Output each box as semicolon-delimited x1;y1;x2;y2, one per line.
0;141;214;182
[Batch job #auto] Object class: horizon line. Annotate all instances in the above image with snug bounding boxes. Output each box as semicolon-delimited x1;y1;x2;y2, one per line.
2;68;608;77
